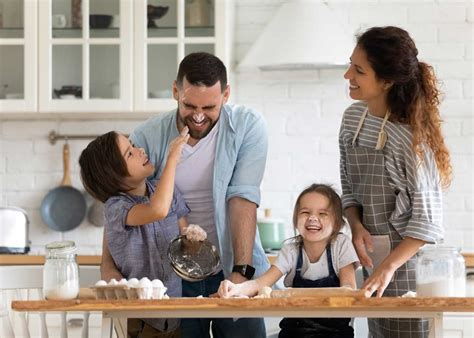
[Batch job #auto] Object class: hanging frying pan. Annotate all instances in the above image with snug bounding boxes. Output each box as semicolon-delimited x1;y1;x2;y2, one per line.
40;142;86;231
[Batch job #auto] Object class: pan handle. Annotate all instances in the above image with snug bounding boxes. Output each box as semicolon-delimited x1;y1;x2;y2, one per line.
61;143;72;186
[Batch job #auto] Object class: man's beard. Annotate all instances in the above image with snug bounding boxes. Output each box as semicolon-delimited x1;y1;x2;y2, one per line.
177;108;219;140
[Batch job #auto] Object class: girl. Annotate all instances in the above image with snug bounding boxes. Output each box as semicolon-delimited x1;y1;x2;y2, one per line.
218;184;360;338
339;26;452;338
79;126;206;338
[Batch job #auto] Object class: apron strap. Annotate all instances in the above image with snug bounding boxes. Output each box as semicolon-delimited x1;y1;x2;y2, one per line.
351;107;369;146
375;111;391;150
351;107;391;150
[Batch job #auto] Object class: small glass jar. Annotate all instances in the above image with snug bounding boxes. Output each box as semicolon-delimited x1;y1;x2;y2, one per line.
416;245;466;297
43;241;79;300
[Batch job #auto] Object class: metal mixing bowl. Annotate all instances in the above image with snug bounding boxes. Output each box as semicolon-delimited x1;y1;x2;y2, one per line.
168;235;220;282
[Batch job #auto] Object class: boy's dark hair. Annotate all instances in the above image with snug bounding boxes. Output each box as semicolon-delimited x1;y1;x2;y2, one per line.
79;131;131;203
292;183;345;243
176;52;227;92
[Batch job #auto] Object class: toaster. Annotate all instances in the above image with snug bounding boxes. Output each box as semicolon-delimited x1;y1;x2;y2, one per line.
0;207;31;254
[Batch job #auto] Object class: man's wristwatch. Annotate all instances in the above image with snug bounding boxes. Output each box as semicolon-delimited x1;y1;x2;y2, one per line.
232;264;256;280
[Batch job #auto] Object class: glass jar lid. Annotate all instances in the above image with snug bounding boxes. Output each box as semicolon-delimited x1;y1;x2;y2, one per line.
45;240;76;254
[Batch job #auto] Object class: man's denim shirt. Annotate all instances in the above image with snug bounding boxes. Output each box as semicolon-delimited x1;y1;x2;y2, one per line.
130;104;270;278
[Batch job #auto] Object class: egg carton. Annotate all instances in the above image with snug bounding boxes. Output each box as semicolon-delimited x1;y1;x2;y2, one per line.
90;285;168;300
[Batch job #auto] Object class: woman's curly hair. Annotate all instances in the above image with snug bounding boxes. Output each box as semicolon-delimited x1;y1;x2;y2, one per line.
357;26;452;189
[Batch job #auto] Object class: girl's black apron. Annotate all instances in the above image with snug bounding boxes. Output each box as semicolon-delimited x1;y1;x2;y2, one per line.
278;244;354;338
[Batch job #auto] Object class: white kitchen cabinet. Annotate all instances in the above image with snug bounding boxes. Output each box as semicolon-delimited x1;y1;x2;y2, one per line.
0;0;232;115
0;0;37;113
38;0;133;113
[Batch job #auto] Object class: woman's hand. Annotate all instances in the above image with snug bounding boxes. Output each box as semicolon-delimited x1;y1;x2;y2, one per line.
168;126;189;161
183;224;207;242
363;237;425;298
362;262;397;297
351;223;374;268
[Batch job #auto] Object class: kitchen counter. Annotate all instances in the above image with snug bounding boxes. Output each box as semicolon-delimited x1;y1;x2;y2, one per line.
2;253;473;267
12;295;474;338
0;255;102;266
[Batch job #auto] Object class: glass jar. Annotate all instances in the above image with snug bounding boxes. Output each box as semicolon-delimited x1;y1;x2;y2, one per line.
43;241;79;300
416;245;466;297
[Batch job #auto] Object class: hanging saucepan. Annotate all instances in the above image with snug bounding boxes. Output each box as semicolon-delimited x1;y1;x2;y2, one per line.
87;198;106;227
40;142;86;231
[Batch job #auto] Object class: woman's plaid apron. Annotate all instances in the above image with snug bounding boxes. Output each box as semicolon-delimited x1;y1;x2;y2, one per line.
345;108;429;338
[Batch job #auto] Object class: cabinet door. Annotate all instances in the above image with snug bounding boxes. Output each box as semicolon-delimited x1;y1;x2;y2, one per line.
134;0;230;113
38;0;132;113
0;0;37;113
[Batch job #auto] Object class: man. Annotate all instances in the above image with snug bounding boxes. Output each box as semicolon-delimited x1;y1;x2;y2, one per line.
101;52;269;338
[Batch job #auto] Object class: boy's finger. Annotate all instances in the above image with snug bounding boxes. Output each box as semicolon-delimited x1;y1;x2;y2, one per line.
180;126;189;136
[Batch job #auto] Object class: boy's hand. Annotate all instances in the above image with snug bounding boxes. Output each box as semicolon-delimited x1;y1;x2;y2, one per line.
183;224;207;242
168;126;189;161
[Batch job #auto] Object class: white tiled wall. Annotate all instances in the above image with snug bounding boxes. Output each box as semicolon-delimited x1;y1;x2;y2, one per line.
0;0;472;254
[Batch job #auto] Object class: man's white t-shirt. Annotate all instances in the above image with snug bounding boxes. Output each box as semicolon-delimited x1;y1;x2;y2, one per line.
175;124;220;252
273;233;360;287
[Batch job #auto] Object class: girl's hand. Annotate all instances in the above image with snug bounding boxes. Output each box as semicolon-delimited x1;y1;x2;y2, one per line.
351;223;374;268
183;224;207;242
218;280;241;298
362;262;396;297
168;126;189;161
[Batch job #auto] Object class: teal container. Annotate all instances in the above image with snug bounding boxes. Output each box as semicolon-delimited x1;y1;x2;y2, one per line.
257;209;286;251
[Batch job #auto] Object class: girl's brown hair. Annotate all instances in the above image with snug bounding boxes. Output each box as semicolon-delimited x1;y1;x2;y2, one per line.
357;26;452;189
79;131;132;203
292;184;345;243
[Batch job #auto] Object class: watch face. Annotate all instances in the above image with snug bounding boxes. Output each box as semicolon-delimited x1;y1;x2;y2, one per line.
233;264;255;279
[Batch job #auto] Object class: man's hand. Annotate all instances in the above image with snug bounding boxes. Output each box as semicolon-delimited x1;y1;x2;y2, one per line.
218;279;240;298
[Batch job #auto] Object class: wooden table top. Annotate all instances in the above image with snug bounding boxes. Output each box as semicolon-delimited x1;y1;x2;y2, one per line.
12;296;474;314
1;253;473;267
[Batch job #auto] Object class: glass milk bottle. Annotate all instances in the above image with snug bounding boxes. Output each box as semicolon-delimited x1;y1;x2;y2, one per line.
43;241;80;300
416;245;466;297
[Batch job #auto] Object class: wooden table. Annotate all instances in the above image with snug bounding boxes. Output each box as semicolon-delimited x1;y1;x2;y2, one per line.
12;295;474;338
2;253;474;267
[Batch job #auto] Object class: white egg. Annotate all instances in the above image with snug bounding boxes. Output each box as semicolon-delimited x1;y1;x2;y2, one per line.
138;277;152;287
127;278;139;287
109;278;118;285
151;279;164;288
95;280;107;286
118;278;128;285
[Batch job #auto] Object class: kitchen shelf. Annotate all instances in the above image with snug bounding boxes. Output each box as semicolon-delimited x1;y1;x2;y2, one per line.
52;28;120;39
148;26;214;38
0;28;24;38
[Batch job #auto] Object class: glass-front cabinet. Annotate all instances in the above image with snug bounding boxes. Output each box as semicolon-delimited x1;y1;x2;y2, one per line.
0;0;37;112
0;0;230;114
135;0;229;112
38;0;133;113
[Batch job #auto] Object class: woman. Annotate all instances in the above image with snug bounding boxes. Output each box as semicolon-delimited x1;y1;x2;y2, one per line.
339;26;452;338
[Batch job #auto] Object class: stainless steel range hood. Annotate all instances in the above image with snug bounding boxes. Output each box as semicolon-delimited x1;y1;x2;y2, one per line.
238;1;354;71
